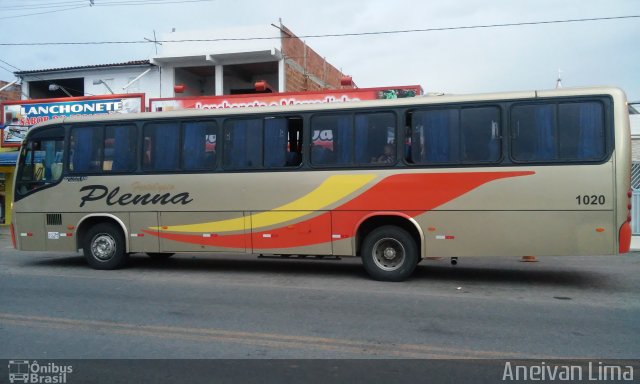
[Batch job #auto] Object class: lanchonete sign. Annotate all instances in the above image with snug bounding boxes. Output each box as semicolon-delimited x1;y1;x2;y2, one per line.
1;94;145;147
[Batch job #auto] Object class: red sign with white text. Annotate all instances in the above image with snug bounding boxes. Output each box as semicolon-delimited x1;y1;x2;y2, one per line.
149;85;422;112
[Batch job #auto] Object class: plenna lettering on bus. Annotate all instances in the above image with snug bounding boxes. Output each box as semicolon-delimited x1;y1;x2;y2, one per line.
79;185;193;207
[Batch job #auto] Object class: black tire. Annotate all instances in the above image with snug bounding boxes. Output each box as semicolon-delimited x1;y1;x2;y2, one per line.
83;222;128;270
361;226;419;282
146;252;175;260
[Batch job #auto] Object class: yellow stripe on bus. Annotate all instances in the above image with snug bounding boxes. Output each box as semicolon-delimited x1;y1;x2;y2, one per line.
154;174;376;233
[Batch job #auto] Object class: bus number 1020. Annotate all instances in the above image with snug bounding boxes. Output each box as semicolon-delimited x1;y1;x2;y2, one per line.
576;195;605;205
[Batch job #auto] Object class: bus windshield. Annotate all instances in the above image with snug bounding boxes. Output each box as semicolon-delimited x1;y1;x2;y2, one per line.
16;128;65;197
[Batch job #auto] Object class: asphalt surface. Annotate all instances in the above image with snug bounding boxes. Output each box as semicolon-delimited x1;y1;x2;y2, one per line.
1;228;639;361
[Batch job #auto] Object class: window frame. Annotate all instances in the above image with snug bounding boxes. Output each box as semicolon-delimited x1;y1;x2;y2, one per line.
309;110;399;168
405;104;503;167
180;119;219;172
103;123;138;173
142;120;182;173
508;99;610;164
221;117;264;171
67;124;105;174
15;125;66;200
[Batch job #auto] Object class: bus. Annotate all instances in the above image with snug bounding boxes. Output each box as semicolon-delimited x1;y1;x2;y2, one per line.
9;86;631;281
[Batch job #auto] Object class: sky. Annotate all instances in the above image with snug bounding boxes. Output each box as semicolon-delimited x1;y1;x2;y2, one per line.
0;0;639;100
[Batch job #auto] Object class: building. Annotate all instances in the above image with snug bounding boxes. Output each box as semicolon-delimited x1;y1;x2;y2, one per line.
13;24;353;101
0;80;21;102
0;24;356;225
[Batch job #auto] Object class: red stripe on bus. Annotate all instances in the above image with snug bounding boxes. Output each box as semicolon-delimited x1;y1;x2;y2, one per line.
146;171;534;249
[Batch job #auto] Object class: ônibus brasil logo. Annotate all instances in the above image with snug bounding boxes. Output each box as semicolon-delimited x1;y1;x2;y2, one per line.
8;360;73;384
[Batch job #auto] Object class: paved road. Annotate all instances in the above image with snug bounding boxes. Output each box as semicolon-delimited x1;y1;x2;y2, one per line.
1;230;639;360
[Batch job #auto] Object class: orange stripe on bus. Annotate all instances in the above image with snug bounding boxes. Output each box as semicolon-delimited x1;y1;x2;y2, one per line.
146;171;534;249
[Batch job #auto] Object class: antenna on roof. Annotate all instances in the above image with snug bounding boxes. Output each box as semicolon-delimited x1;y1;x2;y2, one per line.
144;30;162;55
555;69;563;89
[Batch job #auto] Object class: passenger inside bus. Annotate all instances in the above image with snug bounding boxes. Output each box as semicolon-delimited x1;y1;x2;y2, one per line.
372;143;396;164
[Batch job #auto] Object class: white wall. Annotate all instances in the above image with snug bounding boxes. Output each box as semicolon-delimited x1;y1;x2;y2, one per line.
21;65;161;100
630;114;640;137
84;66;161;98
158;25;281;57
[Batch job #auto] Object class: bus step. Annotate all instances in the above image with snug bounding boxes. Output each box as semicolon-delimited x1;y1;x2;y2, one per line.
258;254;342;261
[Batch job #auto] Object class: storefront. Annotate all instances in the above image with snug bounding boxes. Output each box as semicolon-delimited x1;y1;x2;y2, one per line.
0;149;18;225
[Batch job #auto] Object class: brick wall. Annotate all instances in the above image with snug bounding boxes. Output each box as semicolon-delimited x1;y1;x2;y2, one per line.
0;80;21;103
280;25;355;92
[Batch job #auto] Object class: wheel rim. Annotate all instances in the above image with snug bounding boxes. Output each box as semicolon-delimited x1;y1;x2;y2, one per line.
372;237;405;271
91;233;117;261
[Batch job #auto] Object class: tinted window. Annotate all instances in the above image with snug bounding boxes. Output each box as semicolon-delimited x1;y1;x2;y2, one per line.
264;117;288;168
311;114;352;166
511;101;605;162
223;118;262;169
410;106;501;165
355;112;396;165
143;122;180;171
411;109;459;164
70;126;103;172
310;113;395;166
460;107;501;162
182;121;217;170
104;124;137;172
558;102;605;160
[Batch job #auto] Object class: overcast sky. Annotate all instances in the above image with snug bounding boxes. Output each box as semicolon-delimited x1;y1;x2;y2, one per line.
0;0;638;100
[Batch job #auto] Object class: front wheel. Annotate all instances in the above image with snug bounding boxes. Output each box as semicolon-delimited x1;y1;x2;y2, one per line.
361;226;419;282
83;222;128;270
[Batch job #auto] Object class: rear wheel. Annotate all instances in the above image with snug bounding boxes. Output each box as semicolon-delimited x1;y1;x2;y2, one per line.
83;222;128;270
361;226;419;282
146;252;175;260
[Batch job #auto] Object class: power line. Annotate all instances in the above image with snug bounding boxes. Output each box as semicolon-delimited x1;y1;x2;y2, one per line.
0;5;88;20
0;63;16;75
95;0;216;6
1;1;86;12
0;57;93;96
0;58;22;72
0;14;637;45
0;0;215;15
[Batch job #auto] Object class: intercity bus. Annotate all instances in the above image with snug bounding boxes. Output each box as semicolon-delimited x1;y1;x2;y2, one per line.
10;87;631;281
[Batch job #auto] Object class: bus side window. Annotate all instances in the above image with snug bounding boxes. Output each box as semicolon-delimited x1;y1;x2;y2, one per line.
69;126;102;173
223;118;262;169
104;124;137;172
460;106;501;163
182;120;217;171
411;109;459;164
558;102;605;161
285;117;303;167
143;122;180;171
263;116;302;168
512;102;606;163
311;114;351;166
354;112;396;165
264;117;288;168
